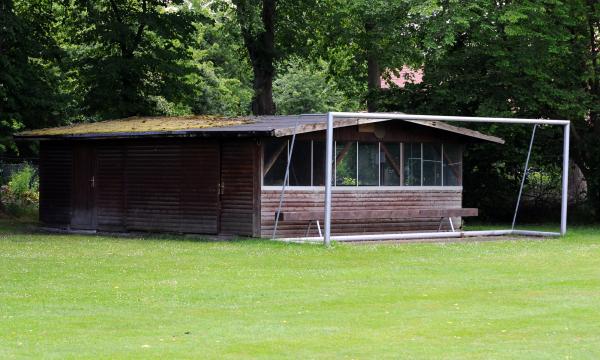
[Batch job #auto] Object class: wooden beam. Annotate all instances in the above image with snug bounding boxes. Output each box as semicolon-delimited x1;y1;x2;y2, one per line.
279;208;478;221
442;151;461;182
380;143;402;177
335;142;353;166
263;141;287;177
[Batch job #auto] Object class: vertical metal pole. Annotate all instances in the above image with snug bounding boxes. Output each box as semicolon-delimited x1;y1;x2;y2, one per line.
560;123;570;235
272;119;300;239
512;124;537;230
324;112;334;246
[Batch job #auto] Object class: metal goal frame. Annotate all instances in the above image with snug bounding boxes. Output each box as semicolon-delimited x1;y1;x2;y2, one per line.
320;112;570;246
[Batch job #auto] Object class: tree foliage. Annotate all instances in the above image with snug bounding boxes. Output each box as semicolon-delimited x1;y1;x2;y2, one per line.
2;0;600;221
378;0;600;220
0;0;66;154
305;0;421;111
63;0;204;119
273;58;355;115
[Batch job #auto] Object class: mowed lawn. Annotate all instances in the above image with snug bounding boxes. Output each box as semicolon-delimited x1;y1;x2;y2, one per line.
2;221;600;359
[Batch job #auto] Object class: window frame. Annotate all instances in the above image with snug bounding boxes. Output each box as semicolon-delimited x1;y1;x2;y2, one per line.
262;139;463;188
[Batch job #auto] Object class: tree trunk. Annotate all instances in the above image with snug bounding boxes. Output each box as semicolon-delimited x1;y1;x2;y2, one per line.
251;67;275;115
366;53;380;112
235;0;277;115
365;22;380;112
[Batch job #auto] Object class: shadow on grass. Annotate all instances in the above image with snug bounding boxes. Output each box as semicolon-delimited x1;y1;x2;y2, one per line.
0;218;311;247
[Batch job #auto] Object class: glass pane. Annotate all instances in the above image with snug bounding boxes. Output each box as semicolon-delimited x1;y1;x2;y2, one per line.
403;143;421;186
443;144;462;186
263;139;287;186
336;141;357;186
358;143;378;186
312;141;325;186
423;143;442;186
289;141;311;186
380;143;400;186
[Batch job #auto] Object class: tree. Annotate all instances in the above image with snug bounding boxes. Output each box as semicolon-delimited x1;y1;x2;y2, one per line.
190;0;254;116
377;0;600;220
231;0;277;115
64;0;204;119
273;58;355;114
227;0;321;115
308;0;420;111
571;0;600;220
0;0;66;155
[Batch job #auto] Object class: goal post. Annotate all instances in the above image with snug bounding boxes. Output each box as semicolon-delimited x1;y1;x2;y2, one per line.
323;112;571;247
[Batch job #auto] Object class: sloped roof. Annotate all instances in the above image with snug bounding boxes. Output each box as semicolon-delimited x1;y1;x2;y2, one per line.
14;114;504;144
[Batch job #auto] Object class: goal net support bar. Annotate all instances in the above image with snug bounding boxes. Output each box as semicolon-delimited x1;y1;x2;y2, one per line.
317;112;571;247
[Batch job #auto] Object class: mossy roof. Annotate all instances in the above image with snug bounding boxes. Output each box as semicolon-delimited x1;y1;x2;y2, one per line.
14;114;504;144
16;115;254;137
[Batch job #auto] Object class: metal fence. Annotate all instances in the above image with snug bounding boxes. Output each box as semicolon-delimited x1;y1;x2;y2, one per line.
0;159;39;185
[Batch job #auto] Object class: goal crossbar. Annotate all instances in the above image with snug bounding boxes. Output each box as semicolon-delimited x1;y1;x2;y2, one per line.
312;112;570;246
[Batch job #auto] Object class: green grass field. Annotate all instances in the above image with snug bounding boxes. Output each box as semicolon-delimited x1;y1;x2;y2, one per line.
2;220;600;359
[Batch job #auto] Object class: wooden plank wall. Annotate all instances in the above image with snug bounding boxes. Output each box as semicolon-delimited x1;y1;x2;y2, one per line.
96;144;126;231
40;138;256;235
98;140;221;234
219;141;259;236
124;142;184;233
39;141;73;226
262;189;462;238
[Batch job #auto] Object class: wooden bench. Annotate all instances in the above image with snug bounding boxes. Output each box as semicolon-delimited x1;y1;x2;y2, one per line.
275;208;478;237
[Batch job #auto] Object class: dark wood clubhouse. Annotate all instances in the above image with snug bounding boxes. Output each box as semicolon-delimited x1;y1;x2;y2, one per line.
15;114;503;238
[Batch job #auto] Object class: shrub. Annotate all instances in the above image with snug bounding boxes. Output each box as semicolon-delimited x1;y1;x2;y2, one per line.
1;164;39;218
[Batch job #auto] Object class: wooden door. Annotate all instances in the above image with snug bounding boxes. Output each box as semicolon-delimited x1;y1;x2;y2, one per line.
180;141;220;234
71;144;97;229
219;141;258;236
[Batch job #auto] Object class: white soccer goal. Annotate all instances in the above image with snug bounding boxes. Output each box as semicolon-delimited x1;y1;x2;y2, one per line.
272;112;570;245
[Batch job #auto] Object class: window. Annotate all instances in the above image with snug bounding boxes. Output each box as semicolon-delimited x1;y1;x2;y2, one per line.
358;143;378;185
443;144;462;186
289;141;311;186
312;141;325;186
404;143;422;186
422;143;442;186
263;139;288;186
263;139;462;187
335;141;357;186
380;143;401;186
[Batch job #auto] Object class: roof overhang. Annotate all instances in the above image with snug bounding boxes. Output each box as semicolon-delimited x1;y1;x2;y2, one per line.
271;117;505;144
14;114;505;144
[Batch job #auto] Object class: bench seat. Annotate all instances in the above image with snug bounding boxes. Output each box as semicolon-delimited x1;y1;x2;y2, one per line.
277;208;478;222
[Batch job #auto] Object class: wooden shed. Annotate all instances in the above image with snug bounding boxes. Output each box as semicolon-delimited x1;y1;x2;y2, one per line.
15;114;503;238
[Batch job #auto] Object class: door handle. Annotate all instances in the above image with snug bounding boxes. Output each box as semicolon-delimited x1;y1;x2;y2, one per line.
90;176;95;188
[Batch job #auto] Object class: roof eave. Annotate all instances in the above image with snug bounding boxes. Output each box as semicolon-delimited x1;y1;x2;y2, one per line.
13;129;275;141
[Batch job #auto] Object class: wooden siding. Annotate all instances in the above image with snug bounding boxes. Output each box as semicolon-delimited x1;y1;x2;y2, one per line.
219;141;258;236
96;144;126;231
40;138;258;235
262;188;462;238
39;141;72;225
124;143;182;232
123;140;220;234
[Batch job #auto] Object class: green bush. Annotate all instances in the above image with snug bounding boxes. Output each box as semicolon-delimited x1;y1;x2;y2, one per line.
1;164;39;218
